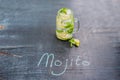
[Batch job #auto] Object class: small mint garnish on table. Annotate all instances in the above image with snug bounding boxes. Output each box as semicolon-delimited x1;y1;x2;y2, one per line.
69;38;80;47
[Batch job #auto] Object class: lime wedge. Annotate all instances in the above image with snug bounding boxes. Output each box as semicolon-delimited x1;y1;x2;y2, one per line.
69;38;80;47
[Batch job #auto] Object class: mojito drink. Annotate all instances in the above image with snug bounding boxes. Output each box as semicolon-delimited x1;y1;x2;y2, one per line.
56;8;74;40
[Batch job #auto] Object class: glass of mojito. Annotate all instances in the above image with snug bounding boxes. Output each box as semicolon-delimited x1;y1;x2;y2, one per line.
56;8;79;41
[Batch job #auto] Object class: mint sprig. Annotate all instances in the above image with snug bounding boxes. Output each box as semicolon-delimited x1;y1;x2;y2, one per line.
69;38;80;47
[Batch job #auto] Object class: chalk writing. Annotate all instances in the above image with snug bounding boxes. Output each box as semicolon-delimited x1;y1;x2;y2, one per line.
70;59;73;66
76;56;82;66
51;59;68;76
37;53;90;76
82;61;90;66
37;53;54;68
54;60;62;66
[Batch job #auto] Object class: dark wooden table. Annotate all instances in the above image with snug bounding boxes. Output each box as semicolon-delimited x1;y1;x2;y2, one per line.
0;0;120;80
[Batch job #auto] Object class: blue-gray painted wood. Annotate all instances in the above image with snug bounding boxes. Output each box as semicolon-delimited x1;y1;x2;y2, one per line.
0;0;120;80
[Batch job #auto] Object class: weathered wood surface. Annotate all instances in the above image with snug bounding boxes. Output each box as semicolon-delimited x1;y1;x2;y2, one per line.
0;0;120;80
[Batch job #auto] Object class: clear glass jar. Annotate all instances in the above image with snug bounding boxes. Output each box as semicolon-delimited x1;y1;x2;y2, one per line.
56;8;79;40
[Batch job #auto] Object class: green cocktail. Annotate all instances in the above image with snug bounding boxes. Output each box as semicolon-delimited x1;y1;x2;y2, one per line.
56;8;80;47
56;8;74;40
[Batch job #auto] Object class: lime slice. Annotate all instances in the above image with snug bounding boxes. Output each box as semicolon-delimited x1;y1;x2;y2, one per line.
69;38;80;47
56;31;72;40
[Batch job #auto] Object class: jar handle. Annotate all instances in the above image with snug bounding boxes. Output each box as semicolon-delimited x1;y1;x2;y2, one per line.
73;18;80;33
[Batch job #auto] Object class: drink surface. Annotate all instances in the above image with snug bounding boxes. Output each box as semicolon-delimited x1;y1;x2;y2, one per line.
56;8;74;40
